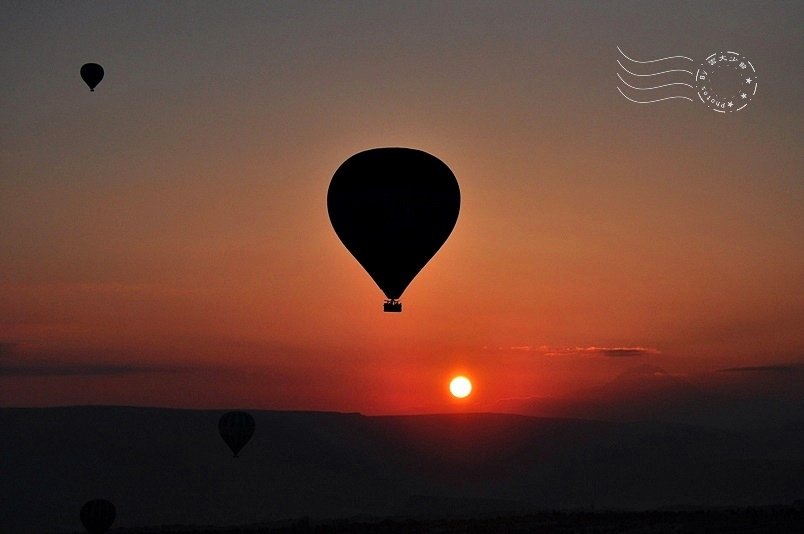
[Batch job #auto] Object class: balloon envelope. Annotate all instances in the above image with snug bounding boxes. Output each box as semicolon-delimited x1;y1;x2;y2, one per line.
80;499;115;534
218;411;255;457
80;63;104;91
327;148;460;308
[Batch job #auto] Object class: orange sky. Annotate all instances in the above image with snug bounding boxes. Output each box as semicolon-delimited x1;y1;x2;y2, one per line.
1;2;802;413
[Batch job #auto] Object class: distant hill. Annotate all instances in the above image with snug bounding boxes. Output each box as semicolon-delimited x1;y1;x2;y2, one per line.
494;364;804;429
1;407;802;532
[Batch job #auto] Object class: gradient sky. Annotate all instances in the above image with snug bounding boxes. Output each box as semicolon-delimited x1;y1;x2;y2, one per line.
1;1;802;413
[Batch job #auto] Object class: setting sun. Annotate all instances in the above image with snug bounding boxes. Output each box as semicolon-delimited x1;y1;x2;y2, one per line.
449;376;472;398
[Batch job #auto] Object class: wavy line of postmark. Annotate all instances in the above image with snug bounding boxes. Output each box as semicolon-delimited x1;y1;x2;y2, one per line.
616;46;758;113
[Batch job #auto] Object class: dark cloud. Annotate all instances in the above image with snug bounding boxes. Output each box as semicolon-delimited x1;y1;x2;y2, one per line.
509;345;660;357
0;341;300;379
0;342;15;358
0;362;186;377
717;364;803;374
580;347;660;357
0;343;185;376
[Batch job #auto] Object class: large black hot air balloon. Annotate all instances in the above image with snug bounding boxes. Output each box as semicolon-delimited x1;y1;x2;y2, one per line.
80;63;104;92
80;499;115;534
328;148;460;312
218;411;255;458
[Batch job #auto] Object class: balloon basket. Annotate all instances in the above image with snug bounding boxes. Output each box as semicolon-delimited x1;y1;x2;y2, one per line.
383;300;402;313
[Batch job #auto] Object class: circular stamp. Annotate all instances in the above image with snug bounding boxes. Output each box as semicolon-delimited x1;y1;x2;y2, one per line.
694;51;757;113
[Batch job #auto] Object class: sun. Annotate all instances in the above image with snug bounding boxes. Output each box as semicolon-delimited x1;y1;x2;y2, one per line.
449;376;472;398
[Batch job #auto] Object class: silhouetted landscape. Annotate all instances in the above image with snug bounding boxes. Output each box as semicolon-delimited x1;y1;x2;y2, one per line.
2;406;802;532
68;507;804;533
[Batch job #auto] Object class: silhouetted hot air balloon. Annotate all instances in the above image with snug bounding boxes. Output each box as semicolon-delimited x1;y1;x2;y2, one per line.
80;499;115;534
80;63;104;92
218;411;255;458
327;148;460;312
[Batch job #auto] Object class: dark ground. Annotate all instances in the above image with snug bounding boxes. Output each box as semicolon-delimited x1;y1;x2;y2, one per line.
4;407;802;532
92;506;804;533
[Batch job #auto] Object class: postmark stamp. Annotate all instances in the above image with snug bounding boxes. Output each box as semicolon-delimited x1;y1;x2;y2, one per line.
617;46;758;113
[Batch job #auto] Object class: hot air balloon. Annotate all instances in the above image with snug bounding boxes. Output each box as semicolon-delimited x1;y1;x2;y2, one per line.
80;63;104;92
327;148;460;312
80;499;115;534
218;411;255;458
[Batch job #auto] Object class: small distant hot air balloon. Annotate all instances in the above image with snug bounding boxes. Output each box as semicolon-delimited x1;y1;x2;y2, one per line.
218;411;255;458
80;499;115;534
327;148;460;312
80;63;104;92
